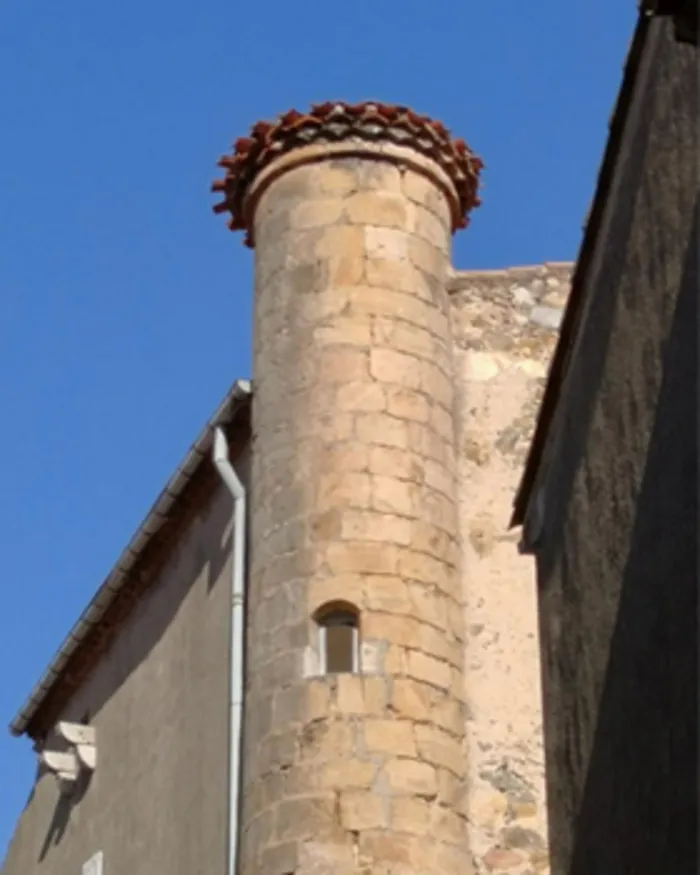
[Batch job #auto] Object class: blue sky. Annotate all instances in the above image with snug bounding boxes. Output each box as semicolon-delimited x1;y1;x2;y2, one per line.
0;0;635;857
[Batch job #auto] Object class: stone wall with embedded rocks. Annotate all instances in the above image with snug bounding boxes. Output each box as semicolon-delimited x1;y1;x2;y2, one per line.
448;263;573;875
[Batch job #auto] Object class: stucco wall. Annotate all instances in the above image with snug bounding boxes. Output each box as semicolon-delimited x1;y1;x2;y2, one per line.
449;263;572;875
1;462;245;875
528;18;698;875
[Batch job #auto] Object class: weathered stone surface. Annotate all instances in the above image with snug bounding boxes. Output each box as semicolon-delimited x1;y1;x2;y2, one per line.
245;152;470;873
449;262;573;875
483;847;527;870
529;305;563;330
385;757;438;796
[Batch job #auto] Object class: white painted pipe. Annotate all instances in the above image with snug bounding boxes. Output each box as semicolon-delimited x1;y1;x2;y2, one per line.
212;427;246;875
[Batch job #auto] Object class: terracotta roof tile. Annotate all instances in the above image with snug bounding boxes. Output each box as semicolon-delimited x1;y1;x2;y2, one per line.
212;101;483;246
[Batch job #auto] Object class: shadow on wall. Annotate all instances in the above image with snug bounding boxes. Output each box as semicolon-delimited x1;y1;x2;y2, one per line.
38;764;93;862
17;484;235;865
77;492;233;733
537;187;698;875
565;193;698;875
531;17;699;869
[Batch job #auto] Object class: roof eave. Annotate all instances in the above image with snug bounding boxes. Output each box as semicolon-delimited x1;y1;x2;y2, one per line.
9;379;252;739
510;9;652;528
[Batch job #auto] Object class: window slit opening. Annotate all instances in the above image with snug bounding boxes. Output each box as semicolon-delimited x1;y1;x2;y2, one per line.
316;607;360;675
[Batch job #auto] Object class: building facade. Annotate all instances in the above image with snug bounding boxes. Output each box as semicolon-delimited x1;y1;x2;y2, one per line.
514;7;698;875
3;105;571;875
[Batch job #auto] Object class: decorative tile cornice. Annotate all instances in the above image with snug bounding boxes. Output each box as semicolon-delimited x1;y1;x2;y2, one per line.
212;101;483;246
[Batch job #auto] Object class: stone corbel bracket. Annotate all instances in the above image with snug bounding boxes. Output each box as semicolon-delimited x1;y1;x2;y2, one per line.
39;722;97;795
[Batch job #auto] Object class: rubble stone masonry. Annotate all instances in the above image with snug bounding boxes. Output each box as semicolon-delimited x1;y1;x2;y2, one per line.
245;148;473;875
449;263;573;875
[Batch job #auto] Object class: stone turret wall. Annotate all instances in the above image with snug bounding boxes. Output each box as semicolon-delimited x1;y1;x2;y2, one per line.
448;263;573;875
244;149;473;875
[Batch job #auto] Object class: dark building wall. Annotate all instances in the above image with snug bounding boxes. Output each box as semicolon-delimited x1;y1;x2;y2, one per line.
2;450;248;875
529;17;697;875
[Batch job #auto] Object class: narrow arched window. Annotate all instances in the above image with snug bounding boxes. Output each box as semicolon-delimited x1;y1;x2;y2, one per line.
316;606;360;674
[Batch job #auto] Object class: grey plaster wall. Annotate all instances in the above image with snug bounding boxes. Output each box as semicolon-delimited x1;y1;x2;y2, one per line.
2;464;244;875
530;18;698;875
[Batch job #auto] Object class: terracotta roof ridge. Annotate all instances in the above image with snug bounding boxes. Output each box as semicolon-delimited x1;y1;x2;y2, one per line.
211;101;483;246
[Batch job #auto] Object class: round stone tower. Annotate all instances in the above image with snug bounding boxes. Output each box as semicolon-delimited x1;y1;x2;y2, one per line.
213;102;482;875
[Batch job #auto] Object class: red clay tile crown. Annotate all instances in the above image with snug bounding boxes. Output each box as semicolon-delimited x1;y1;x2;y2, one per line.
212;101;483;246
